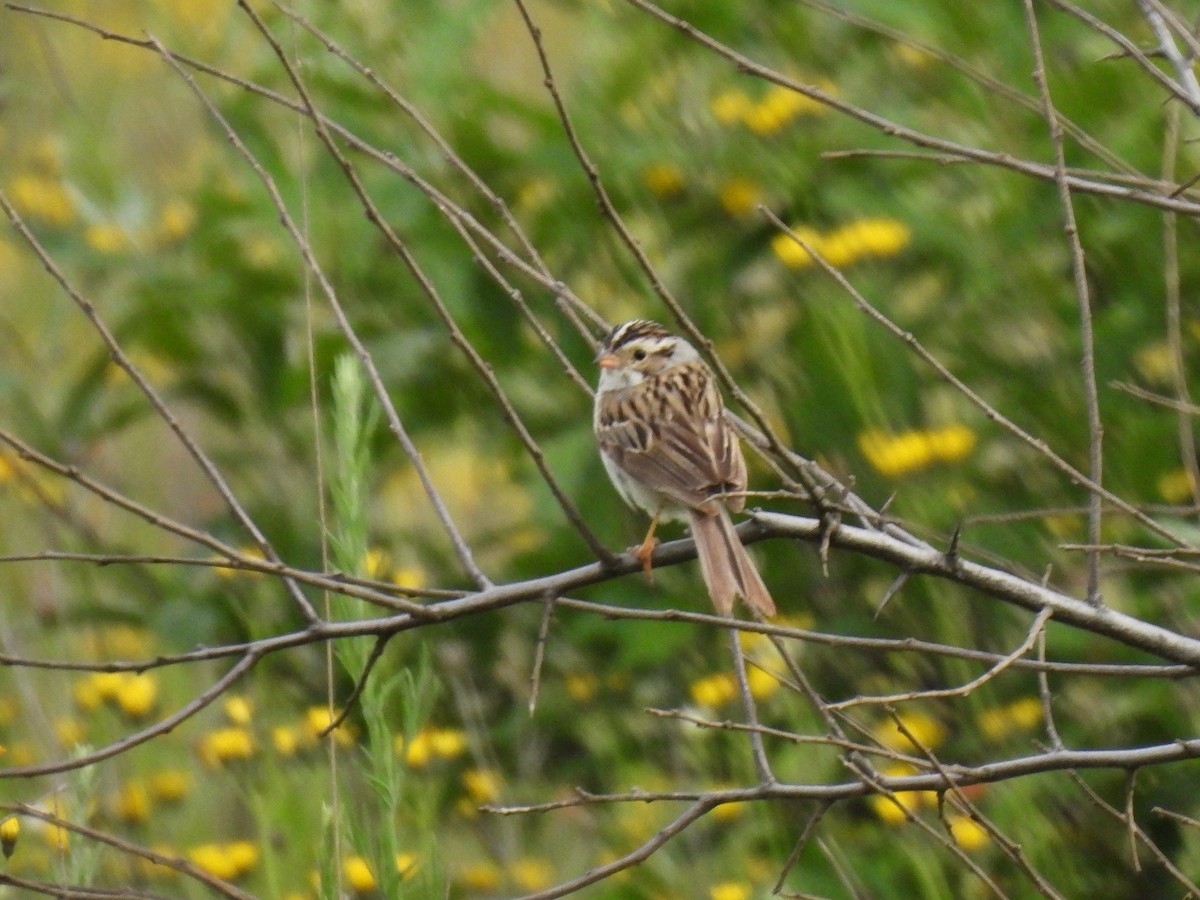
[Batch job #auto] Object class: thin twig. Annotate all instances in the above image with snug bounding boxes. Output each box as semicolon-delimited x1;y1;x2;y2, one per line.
146;26;494;590
1023;0;1104;605
0;190;322;624
827;607;1053;711
759;212;1186;551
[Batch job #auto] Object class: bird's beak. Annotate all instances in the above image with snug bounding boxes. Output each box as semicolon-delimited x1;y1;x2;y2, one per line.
596;353;620;369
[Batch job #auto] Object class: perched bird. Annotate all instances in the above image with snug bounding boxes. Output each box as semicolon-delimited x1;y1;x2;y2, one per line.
593;319;775;617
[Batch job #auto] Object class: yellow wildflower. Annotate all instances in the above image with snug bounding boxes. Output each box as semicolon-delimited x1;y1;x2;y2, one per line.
858;425;977;478
84;222;130;254
197;727;256;768
396;852;418;879
826;217;911;264
116;673;158;719
565;672;599;702
948;813;989;850
710;88;754;124
981;697;1044;739
874;711;946;752
392;564;428;589
148;769;191;803
90;672;128;702
429;727;467;759
113;779;152;826
462;768;502;804
511;857;554;891
746;666;779;700
711;882;752;900
189;844;237;880
272;725;301;757
711;800;748;823
156;199;196;243
54;717;85;747
459;861;501;890
689;672;737;708
224;695;252;725
717;177;762;217
770;225;823;268
303;707;356;747
343;855;377;893
642;162;686;197
7;173;75;226
363;548;390;579
1;817;18;858
1158;468;1195;504
43;822;69;852
225;841;259;877
1134;341;1174;385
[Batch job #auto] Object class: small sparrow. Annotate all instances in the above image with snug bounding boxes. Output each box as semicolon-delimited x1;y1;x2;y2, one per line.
593;320;776;617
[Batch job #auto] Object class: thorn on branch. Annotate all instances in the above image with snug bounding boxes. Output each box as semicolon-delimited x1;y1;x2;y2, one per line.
944;523;963;570
874;570;910;619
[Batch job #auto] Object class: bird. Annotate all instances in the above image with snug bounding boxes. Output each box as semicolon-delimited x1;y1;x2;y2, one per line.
592;319;776;617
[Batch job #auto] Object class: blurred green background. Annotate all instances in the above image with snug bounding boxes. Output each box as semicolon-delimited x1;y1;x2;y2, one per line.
2;0;1200;897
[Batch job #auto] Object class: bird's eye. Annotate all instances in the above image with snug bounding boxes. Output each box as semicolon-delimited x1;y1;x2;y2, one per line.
632;348;647;361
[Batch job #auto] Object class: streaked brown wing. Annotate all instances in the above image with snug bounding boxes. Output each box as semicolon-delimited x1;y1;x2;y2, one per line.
596;360;746;512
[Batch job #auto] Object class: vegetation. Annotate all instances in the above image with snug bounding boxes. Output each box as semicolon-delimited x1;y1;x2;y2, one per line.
1;0;1200;897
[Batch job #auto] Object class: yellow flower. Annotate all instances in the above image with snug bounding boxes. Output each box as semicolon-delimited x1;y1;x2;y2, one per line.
717;177;762;217
770;226;823;269
689;672;737;708
429;727;467;759
224;695;252;725
511;857;554;891
859;425;977;478
148;769;191;803
55;717;85;747
1158;468;1195;504
401;726;467;766
948;813;989;850
746;667;779;700
874;711;946;752
272;725;301;757
84;222;130;254
90;672;128;702
1;817;18;858
711;882;752;900
891;43;935;69
710;88;754;124
213;545;266;578
7;172;75;226
363;548;390;579
1134;341;1174;384
827;217;911;263
462;768;502;804
392;565;427;589
303;707;356;747
113;779;152;825
565;672;599;702
460;861;501;890
343;855;377;893
116;673;159;719
395;852;418;879
156;199;196;243
980;697;1044;739
642;162;686;197
226;841;260;877
197;727;256;768
189;844;237;880
43;822;69;852
711;800;748;822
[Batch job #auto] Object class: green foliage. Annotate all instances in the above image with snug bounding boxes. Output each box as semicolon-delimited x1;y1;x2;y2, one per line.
0;0;1199;897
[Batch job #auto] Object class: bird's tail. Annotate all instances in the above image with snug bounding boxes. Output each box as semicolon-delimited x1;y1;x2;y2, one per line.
690;508;776;617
